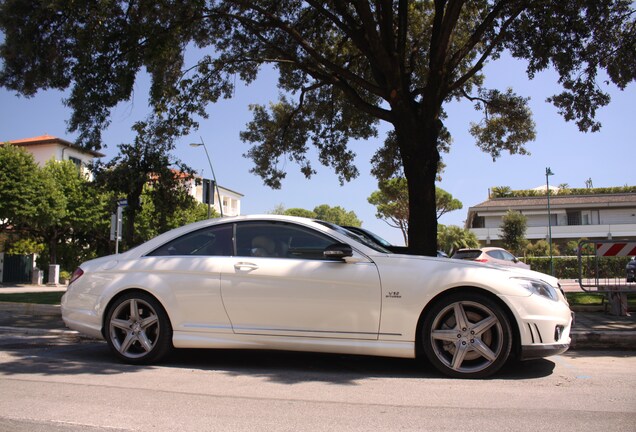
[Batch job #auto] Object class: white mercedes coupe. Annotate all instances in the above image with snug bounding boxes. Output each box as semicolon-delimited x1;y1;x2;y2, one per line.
62;215;572;378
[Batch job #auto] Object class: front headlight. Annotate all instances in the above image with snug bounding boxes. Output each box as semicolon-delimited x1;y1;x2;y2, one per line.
512;277;559;301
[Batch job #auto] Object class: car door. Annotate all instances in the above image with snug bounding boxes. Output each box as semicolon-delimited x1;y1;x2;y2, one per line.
143;223;235;333
221;221;383;340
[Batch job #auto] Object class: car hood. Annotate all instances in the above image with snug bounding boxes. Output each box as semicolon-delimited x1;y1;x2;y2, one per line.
375;253;560;287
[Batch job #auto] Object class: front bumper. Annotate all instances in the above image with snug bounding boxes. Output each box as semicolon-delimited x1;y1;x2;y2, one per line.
503;293;573;360
520;342;570;360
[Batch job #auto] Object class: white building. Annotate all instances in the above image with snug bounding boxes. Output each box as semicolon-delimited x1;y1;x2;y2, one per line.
466;191;636;246
6;135;243;216
6;135;105;177
187;177;243;217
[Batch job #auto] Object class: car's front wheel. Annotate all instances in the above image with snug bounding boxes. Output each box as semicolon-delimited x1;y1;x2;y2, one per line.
105;292;173;364
422;292;512;378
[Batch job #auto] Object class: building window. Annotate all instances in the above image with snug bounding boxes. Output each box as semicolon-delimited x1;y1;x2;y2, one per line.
69;156;82;169
472;216;485;228
567;211;581;226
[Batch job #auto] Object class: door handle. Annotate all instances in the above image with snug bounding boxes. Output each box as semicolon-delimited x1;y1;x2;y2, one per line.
234;262;259;271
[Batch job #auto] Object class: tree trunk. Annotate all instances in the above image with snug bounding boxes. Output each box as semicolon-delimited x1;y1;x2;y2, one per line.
123;191;142;248
395;110;441;256
48;235;58;265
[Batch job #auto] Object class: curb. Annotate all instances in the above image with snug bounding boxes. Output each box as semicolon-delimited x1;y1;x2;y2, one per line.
0;302;61;315
0;325;82;337
570;330;636;350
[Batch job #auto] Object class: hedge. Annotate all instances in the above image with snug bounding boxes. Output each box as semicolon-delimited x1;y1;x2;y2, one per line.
491;185;636;198
524;256;632;279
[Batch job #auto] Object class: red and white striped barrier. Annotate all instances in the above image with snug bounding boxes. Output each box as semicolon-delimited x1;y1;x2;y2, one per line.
595;242;636;257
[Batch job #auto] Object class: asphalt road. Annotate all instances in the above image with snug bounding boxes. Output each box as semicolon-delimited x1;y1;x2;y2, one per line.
0;334;634;432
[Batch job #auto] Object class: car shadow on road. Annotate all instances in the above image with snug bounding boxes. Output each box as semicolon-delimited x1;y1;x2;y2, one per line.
164;348;557;383
0;337;556;383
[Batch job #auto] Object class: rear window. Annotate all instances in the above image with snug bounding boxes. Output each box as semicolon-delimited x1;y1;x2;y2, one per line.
451;250;482;260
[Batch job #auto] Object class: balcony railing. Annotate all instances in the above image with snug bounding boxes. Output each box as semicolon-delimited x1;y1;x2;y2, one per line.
471;223;636;242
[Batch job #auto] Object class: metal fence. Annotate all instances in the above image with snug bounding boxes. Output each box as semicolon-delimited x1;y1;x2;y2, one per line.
578;240;635;316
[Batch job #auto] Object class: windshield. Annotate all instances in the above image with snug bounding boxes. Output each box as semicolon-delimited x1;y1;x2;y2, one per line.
452;250;482;260
315;221;392;253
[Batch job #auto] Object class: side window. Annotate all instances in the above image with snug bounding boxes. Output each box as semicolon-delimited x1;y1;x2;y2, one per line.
235;222;336;260
487;250;503;260
501;250;516;262
146;224;233;257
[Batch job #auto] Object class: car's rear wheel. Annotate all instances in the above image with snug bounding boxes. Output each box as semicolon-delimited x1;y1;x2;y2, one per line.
422;292;512;378
105;292;173;364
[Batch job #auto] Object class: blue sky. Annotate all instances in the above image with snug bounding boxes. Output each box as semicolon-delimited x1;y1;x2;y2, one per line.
1;55;634;245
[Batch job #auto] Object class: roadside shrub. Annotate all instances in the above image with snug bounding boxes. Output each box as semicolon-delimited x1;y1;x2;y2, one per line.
526;256;632;279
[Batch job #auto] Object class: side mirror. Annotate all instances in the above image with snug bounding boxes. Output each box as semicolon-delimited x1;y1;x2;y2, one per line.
323;243;353;260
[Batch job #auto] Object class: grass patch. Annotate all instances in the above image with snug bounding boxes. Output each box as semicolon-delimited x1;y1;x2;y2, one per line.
0;291;64;305
566;292;636;306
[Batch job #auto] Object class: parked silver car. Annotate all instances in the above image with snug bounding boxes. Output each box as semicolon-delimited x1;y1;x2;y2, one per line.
452;247;530;269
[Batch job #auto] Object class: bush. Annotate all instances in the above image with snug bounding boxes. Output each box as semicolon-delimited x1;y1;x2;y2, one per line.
526;256;632;279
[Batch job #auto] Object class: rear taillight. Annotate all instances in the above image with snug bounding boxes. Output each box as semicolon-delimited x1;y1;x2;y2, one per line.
68;268;84;285
474;258;488;263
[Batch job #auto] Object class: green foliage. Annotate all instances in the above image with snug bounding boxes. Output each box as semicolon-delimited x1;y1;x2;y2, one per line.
5;238;45;255
93;123;198;249
0;292;65;305
0;145;110;269
0;144;63;231
436;188;463;219
490;185;636;198
313;205;362;227
526;256;632;280
40;159;111;265
565;293;636;307
367;178;462;246
525;240;560;257
437;225;480;256
269;204;287;215
272;204;361;226
490;186;513;198
135;187;213;243
564;238;595;256
284;208;317;219
469;89;536;160
500;210;528;255
367;178;410;244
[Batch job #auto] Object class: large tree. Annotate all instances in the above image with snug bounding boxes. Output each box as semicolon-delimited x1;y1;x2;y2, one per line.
39;159;111;267
1;1;633;255
0;145;109;268
0;144;63;234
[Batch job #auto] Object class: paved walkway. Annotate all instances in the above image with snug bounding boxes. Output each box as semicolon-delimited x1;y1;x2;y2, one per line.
0;283;634;350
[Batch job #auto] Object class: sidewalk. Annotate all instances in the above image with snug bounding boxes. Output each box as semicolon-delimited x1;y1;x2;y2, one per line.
0;283;635;350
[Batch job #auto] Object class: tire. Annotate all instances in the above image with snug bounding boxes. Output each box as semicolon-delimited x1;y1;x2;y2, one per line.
105;292;173;365
421;292;512;378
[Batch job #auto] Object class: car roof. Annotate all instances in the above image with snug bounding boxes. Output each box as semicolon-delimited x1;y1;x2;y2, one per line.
121;214;379;259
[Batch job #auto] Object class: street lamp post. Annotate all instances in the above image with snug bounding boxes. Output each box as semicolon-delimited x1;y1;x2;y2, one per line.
546;167;554;275
189;138;224;218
